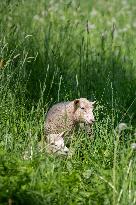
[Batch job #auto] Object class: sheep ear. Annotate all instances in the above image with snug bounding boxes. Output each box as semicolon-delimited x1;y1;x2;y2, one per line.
74;99;80;109
58;132;65;138
91;101;96;106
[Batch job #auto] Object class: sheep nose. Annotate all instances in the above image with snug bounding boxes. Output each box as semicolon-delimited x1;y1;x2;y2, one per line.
64;146;69;154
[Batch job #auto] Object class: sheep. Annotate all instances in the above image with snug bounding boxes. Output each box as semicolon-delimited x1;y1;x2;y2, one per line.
46;132;69;155
44;98;95;154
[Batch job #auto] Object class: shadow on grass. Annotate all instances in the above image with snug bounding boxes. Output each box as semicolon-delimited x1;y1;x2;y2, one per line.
1;32;136;124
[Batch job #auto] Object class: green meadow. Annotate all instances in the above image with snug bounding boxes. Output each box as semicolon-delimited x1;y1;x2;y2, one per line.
0;0;136;204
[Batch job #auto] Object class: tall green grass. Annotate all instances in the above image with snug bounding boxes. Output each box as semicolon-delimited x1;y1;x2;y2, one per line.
0;0;136;204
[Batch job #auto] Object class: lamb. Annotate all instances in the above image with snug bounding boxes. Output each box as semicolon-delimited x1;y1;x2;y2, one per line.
44;98;95;154
46;132;69;155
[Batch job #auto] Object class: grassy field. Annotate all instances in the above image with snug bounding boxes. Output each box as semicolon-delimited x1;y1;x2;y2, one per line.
0;0;136;204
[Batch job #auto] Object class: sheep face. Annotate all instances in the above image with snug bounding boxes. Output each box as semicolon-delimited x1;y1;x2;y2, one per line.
74;98;95;125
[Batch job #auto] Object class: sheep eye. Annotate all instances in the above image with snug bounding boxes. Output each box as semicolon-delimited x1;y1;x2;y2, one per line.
81;107;85;110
